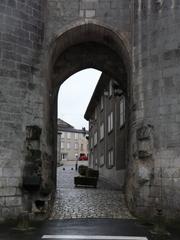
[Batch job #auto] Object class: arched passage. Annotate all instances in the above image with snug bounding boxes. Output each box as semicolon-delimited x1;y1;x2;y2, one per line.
48;22;131;188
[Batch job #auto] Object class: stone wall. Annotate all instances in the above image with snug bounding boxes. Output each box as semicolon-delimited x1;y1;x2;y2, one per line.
1;0;180;222
126;0;180;220
0;0;46;220
0;0;131;221
46;0;131;43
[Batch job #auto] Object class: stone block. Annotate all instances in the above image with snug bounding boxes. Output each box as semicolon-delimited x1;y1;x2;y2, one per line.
48;1;57;8
5;196;22;206
110;0;119;9
0;187;16;197
56;0;79;17
7;178;20;187
99;0;110;8
1;205;23;218
7;0;16;8
2;168;21;178
81;0;98;9
79;10;84;17
0;178;7;188
85;9;96;17
0;197;5;206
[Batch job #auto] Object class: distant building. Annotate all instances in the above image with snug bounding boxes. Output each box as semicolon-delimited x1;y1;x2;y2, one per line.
57;119;88;164
84;74;126;188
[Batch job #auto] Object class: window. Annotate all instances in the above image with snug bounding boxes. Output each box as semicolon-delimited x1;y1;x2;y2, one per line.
109;80;113;97
74;133;78;140
100;123;104;140
61;132;65;138
100;154;104;167
100;95;104;110
108;149;114;167
108;112;113;133
120;96;125;127
67;142;71;149
94;131;97;146
94;107;97;120
61;142;64;149
61;153;67;160
67;132;71;139
74;143;78;150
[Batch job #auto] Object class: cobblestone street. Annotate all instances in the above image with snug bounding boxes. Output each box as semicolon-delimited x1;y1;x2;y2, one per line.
50;161;133;220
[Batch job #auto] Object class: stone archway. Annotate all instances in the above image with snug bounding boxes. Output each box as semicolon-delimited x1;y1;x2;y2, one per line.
47;22;131;191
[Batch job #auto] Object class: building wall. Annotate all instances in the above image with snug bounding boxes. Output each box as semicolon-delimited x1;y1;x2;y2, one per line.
57;131;88;163
126;0;180;220
88;77;126;188
0;0;46;220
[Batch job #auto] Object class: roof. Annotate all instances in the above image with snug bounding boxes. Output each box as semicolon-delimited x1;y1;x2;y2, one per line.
84;73;110;120
57;118;74;130
57;118;88;134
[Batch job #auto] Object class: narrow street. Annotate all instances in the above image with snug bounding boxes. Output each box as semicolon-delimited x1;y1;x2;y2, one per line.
50;160;132;220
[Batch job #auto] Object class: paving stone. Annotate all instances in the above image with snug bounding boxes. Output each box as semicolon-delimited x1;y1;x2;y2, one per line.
50;161;133;220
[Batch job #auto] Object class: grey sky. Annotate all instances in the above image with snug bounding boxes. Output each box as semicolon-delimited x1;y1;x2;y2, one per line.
58;68;101;130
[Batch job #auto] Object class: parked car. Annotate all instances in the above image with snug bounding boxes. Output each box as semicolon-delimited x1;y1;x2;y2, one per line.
79;153;88;161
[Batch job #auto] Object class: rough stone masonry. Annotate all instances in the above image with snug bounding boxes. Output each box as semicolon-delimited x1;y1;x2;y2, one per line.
0;0;180;223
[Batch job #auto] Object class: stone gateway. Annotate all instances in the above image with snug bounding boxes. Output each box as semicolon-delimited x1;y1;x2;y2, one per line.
0;0;180;222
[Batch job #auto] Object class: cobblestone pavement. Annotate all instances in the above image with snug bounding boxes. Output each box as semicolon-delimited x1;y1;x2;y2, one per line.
50;161;133;220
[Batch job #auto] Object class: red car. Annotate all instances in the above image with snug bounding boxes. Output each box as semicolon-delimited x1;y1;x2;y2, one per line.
79;153;88;161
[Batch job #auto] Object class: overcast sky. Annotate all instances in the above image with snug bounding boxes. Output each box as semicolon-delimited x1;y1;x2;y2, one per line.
58;68;101;130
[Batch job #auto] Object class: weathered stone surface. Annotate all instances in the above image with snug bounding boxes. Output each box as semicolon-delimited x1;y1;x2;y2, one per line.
137;165;151;185
0;0;180;222
0;0;45;220
85;10;96;18
5;196;22;207
26;126;42;141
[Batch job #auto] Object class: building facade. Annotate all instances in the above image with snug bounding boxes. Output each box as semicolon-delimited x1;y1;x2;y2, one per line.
85;74;126;188
57;119;88;164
